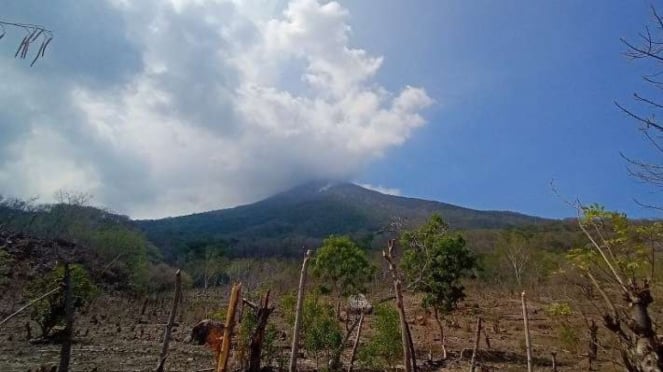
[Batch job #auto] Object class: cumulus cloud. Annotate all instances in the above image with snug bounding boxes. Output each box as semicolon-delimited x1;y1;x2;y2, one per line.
0;0;432;218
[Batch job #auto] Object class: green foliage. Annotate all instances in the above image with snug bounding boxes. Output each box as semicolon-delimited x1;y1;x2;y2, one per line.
84;225;149;289
358;304;402;369
302;295;343;368
544;302;579;353
401;214;479;312
236;303;281;369
0;198;153;291
557;324;581;353
568;204;662;280
280;291;343;368
312;235;375;297
25;264;97;337
545;302;573;318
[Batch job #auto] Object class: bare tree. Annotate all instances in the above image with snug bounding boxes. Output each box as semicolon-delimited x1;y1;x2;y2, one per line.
617;6;663;209
0;20;53;66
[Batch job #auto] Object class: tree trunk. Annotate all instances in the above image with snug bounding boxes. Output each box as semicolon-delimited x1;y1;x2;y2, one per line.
248;291;275;372
383;240;416;372
433;308;447;360
628;292;663;372
289;250;312;372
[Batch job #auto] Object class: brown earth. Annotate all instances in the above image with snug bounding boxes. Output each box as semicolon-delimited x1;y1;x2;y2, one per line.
0;282;631;372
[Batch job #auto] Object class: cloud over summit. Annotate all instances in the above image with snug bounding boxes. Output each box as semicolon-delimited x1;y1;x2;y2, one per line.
0;0;431;218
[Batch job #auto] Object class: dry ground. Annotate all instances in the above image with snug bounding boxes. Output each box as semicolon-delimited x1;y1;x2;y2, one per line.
0;283;640;371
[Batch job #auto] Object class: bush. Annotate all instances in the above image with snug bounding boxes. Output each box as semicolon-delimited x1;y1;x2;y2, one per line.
303;295;343;369
144;263;192;293
25;264;97;337
359;304;402;369
281;291;343;369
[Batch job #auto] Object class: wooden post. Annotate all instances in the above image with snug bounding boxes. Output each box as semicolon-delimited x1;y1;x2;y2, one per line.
156;269;182;372
289;250;312;372
469;317;482;372
521;291;533;372
383;239;416;372
217;283;242;372
551;351;558;372
347;312;365;372
58;263;73;372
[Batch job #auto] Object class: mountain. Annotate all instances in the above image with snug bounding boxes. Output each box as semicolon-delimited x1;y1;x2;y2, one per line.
137;181;550;258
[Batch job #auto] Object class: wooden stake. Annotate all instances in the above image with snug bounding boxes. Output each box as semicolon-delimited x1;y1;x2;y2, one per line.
217;282;242;372
289;250;312;372
156;269;182;372
469;317;482;372
347;312;366;372
551;351;558;372
58;263;73;372
521;291;533;372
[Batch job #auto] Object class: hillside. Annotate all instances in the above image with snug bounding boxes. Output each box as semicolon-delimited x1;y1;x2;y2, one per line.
138;181;550;258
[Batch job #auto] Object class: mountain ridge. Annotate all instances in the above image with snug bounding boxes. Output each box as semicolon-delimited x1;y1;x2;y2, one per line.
137;181;551;257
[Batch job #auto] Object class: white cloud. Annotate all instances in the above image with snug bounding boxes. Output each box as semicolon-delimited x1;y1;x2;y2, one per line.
356;183;401;196
0;0;431;218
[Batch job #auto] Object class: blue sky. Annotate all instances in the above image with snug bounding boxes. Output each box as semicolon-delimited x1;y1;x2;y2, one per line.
0;0;659;218
348;0;660;218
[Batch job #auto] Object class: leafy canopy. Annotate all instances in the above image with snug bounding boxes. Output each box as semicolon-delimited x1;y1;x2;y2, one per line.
401;214;478;312
312;235;375;297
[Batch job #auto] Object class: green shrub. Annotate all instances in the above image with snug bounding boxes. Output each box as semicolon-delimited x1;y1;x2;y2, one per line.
25;264;97;337
359;304;402;369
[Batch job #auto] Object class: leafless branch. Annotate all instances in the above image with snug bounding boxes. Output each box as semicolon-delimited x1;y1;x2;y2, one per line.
0;20;53;66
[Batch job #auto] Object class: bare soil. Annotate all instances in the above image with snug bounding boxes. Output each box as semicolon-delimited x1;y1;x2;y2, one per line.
0;285;627;371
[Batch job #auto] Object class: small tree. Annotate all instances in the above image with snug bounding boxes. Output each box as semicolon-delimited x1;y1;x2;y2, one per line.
567;204;663;371
617;5;663;209
25;264;97;338
400;214;478;359
312;235;375;315
358;304;402;370
496;230;531;289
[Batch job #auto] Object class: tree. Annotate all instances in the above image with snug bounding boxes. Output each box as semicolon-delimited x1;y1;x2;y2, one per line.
617;6;663;209
25;264;97;338
182;241;227;289
400;214;478;360
567;204;663;371
496;230;531;289
311;235;375;315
